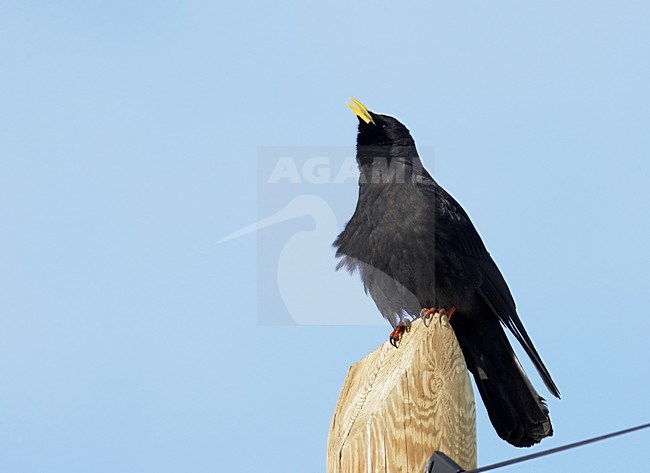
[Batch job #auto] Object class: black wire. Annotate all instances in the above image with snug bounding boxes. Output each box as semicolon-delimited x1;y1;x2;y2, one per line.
464;422;650;473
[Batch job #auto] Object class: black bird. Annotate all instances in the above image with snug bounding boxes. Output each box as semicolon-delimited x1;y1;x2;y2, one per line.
334;98;560;447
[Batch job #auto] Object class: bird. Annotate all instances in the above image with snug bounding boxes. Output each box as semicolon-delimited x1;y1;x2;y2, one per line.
333;98;560;447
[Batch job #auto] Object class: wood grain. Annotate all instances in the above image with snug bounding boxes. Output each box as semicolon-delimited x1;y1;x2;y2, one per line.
327;316;476;473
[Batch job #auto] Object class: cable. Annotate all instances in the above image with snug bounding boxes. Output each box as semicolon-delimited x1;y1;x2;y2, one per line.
464;422;650;473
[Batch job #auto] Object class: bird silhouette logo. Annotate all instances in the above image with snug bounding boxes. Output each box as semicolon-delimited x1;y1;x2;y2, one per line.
219;191;379;325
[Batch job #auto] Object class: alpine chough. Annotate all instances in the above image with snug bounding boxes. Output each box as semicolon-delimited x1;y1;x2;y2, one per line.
334;98;560;447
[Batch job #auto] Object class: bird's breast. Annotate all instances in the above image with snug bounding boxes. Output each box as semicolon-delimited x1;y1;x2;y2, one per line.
337;183;479;312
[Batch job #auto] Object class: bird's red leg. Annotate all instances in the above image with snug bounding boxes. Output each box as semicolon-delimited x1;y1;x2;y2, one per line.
438;306;457;321
420;307;438;327
389;326;406;348
420;306;457;325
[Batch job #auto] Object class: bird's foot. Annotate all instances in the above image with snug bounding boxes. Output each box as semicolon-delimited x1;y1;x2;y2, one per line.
441;306;457;320
420;306;457;325
389;326;406;348
420;307;438;327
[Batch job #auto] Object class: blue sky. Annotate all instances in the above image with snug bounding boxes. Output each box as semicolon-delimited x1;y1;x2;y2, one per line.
1;2;649;472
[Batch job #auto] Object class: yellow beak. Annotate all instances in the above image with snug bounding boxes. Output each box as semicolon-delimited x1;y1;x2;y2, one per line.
346;98;375;125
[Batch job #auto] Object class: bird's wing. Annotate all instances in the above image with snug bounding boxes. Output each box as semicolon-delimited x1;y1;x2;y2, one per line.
420;178;560;398
476;259;560;397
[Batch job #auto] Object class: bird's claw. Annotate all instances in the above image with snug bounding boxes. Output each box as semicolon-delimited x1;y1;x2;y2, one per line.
420;306;457;325
439;306;456;320
388;326;406;348
420;307;438;327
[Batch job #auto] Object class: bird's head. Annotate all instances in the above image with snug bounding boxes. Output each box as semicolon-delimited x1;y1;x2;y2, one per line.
346;98;423;177
347;98;415;148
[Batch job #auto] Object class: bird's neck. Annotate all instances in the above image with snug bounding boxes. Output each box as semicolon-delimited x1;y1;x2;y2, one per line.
356;145;427;185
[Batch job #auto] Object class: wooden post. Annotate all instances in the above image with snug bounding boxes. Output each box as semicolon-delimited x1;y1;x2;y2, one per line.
327;315;477;473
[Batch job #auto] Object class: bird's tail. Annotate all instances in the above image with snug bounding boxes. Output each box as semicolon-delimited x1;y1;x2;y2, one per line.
452;315;553;447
